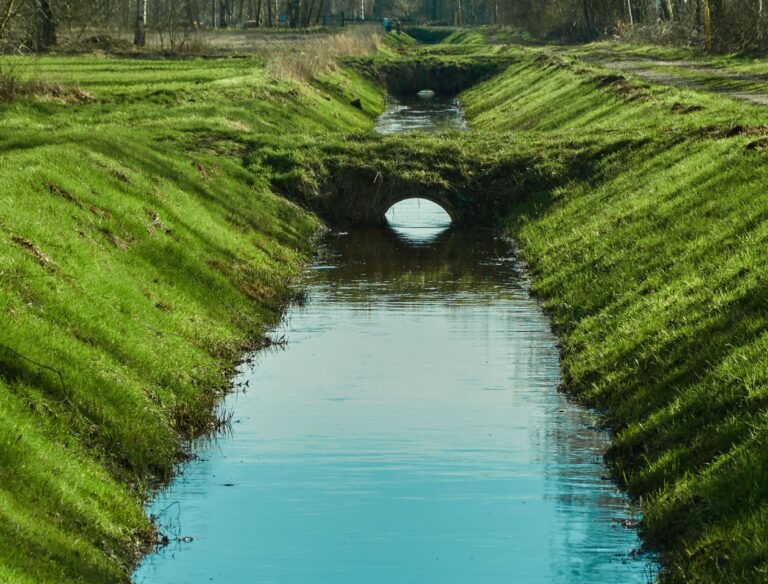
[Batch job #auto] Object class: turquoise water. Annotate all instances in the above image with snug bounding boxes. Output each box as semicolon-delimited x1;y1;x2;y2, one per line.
134;200;656;583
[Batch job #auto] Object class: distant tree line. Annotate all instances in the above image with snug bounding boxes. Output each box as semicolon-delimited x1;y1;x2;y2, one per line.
1;0;767;51
497;0;768;50
0;0;393;49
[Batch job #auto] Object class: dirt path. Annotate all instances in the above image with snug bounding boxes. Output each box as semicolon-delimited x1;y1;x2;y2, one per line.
576;54;768;106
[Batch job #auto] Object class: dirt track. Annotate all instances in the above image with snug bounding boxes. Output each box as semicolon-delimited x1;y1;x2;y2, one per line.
577;54;768;106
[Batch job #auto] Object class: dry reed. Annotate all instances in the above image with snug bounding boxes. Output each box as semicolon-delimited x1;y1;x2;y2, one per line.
264;27;381;80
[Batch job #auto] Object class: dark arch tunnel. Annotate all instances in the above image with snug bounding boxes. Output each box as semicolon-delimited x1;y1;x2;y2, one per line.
306;167;481;229
266;147;544;231
360;57;512;99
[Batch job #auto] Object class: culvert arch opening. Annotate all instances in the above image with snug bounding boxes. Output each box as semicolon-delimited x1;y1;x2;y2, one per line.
385;198;453;243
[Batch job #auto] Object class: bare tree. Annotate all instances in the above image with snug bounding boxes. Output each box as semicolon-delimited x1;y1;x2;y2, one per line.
134;0;147;45
0;0;26;40
35;0;55;48
0;0;766;51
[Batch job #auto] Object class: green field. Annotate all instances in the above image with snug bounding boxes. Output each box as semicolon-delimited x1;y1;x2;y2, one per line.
3;29;768;583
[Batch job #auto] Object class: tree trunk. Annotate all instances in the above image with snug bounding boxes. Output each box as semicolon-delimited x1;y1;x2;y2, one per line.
134;0;147;46
186;0;197;28
287;0;299;26
302;0;316;25
0;0;21;41
656;0;673;20
695;0;702;29
704;0;712;50
36;0;56;49
103;0;112;26
219;0;227;27
581;0;595;36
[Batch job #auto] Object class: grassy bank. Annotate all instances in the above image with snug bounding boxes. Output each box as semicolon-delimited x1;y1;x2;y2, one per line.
4;27;768;583
221;39;768;579
221;48;768;583
0;51;383;582
458;43;768;582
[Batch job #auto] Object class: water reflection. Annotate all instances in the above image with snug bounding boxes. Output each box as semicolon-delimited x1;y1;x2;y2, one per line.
385;198;452;244
375;95;469;134
135;206;656;583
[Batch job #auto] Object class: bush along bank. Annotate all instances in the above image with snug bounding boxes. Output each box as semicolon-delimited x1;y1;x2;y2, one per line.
0;55;383;583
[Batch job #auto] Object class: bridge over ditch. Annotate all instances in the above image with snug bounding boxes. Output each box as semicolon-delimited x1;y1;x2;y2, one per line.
305;164;491;228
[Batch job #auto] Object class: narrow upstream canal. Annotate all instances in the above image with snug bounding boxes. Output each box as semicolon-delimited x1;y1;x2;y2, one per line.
134;97;656;583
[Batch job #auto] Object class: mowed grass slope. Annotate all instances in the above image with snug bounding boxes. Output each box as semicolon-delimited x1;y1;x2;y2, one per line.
5;31;768;583
0;55;382;582
462;48;768;582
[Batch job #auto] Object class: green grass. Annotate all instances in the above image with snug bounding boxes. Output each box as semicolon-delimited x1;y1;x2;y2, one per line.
0;54;382;582
5;29;768;584
459;45;768;582
381;30;418;50
574;40;768;71
463;52;768;133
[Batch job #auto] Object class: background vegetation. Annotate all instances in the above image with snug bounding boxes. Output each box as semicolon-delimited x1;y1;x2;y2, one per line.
4;0;768;55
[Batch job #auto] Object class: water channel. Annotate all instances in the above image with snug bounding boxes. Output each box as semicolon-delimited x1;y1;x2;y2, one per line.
374;95;468;134
134;97;656;583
